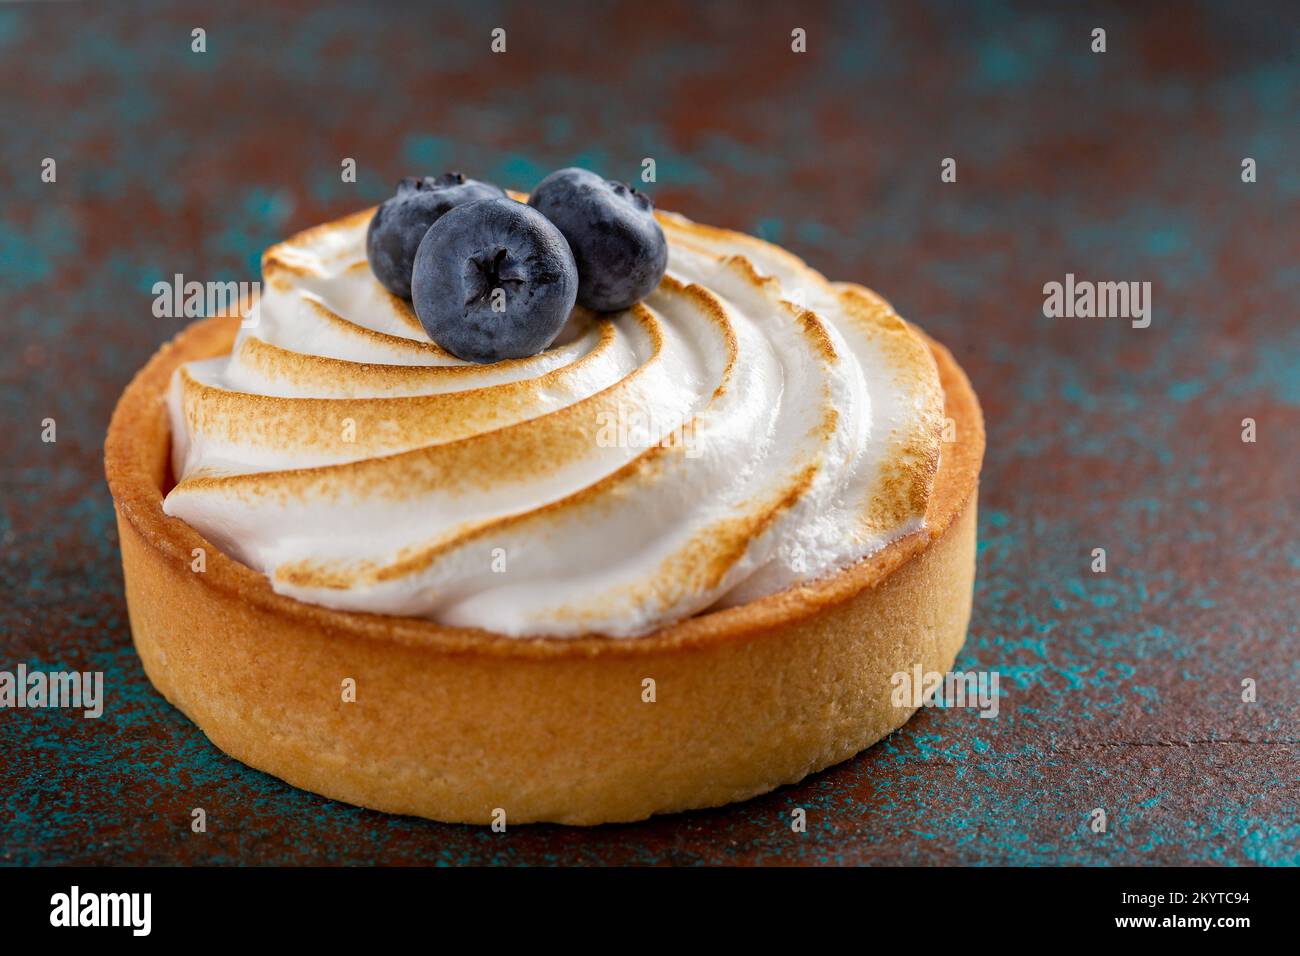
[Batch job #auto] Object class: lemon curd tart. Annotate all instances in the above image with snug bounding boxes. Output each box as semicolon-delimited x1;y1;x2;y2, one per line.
105;198;984;825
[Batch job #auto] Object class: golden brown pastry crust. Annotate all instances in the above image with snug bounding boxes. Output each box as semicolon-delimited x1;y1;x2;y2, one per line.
105;312;984;825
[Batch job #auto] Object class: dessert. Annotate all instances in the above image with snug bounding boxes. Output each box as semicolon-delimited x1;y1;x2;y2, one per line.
105;170;984;824
411;197;578;362
366;172;506;299
528;167;669;311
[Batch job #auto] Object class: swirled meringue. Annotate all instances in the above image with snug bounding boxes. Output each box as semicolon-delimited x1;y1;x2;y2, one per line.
162;204;944;637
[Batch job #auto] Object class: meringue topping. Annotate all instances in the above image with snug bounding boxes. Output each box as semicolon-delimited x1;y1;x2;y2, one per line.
163;205;944;637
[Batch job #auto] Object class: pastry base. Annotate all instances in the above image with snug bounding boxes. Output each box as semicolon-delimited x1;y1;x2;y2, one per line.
105;314;984;825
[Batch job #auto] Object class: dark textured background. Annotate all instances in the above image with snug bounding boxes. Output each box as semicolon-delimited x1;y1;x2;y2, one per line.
1;0;1297;865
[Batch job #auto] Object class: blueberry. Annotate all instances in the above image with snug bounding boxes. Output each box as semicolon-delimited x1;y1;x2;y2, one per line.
528;167;668;312
366;172;506;299
411;198;578;363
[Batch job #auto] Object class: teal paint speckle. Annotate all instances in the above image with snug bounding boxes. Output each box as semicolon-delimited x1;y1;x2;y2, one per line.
1145;227;1188;257
976;43;1028;87
0;8;22;49
402;134;458;173
1251;338;1300;405
1167;379;1205;401
491;153;556;189
0;224;55;289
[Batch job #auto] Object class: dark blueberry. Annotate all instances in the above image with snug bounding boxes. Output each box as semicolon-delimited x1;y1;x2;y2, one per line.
528;167;668;312
411;198;578;363
366;172;506;299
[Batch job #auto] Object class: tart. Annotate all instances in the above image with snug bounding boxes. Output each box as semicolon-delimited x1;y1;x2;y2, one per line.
105;198;984;825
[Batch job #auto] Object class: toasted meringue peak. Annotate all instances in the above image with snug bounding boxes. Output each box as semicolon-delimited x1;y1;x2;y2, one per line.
163;203;943;637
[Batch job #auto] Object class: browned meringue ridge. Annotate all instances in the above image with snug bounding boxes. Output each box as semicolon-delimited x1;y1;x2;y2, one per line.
159;203;947;638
